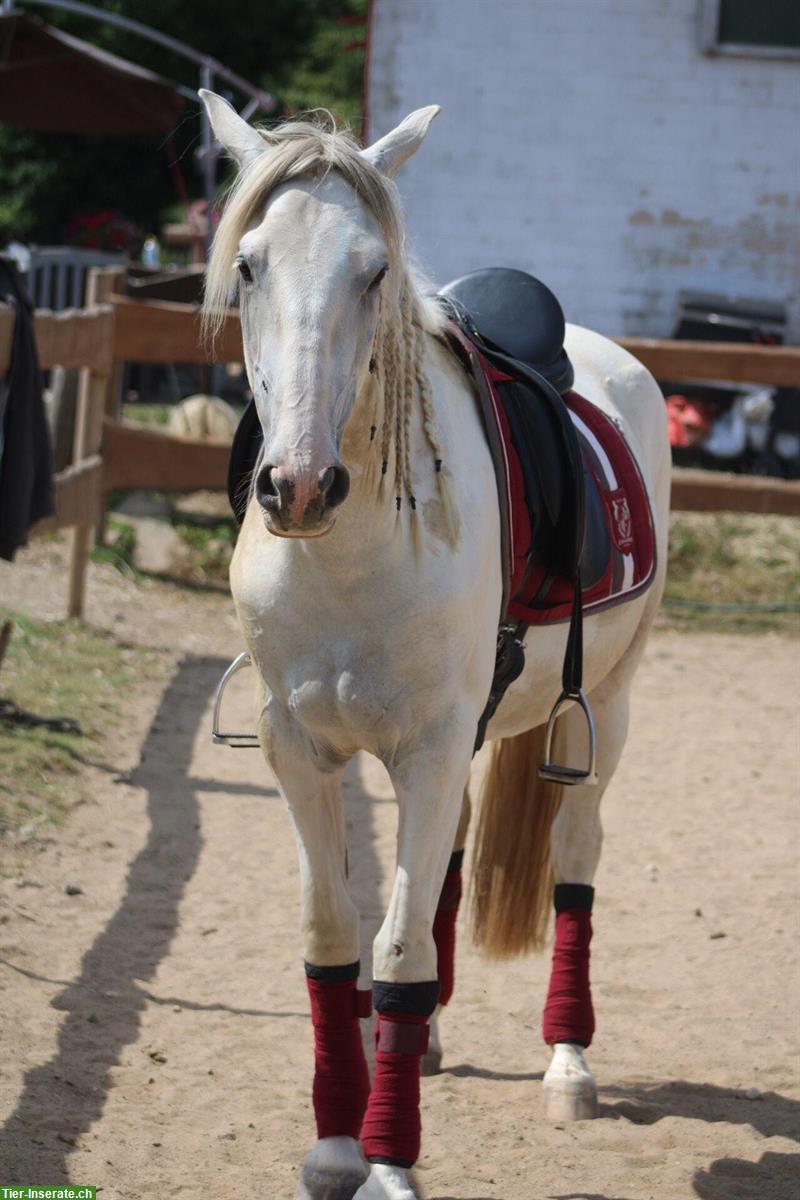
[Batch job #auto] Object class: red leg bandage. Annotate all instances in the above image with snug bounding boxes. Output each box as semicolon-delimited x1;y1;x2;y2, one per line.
432;865;462;1007
542;907;595;1047
360;1013;429;1167
306;976;371;1140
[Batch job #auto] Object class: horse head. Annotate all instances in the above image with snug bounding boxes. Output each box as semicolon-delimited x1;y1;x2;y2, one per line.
201;91;440;537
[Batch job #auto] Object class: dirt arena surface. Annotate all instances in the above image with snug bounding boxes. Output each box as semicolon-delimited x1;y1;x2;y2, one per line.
1;547;798;1199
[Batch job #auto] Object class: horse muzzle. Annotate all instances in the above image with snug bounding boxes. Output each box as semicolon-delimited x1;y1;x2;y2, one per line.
254;461;350;535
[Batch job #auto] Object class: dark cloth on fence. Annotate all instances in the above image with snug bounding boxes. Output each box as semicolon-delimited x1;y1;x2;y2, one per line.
0;257;54;561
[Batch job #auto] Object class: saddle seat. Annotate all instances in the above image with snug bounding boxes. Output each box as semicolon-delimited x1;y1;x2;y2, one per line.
439;267;574;394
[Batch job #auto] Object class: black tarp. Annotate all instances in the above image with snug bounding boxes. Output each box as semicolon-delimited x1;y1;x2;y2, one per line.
0;257;54;560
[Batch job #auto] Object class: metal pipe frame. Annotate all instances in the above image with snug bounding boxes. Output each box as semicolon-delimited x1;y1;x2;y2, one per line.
4;0;278;257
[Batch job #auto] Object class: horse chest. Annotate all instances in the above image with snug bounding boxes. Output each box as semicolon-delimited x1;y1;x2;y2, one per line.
286;667;402;739
231;501;498;756
238;589;420;748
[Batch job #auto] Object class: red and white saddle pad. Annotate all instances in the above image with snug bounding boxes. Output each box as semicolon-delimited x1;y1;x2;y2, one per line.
484;365;657;626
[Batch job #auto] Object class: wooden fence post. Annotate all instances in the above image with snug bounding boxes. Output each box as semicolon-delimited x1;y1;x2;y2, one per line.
68;369;108;618
86;266;126;420
85;267;125;549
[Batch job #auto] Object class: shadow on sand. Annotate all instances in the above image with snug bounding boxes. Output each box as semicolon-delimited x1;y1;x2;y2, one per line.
598;1079;799;1200
0;656;244;1182
430;1078;799;1200
0;655;393;1187
598;1078;799;1141
441;1062;544;1083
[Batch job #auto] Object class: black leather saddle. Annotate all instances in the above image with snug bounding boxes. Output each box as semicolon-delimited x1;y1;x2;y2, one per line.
438;268;608;598
439;267;574;393
438;269;607;771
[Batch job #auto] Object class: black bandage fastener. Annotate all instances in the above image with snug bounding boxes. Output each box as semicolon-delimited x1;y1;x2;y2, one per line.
304;960;360;982
373;979;440;1017
554;883;594;914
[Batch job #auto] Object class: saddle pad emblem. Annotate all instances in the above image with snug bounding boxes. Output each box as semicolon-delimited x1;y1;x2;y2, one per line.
609;490;634;552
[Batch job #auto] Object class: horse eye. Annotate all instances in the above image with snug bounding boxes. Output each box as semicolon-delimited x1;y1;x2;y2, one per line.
236;257;253;284
367;265;388;292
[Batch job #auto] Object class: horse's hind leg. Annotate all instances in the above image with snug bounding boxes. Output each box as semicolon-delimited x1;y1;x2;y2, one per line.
542;669;634;1122
424;784;471;1075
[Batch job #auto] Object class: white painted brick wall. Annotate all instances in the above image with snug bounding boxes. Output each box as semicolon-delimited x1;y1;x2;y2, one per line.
367;0;800;339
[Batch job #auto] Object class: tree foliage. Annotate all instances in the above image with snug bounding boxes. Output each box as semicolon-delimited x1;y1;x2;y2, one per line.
0;0;367;245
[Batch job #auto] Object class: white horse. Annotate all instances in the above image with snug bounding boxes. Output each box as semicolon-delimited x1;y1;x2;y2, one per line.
201;91;670;1200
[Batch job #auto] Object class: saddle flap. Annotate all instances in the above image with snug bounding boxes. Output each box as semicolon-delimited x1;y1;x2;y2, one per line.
502;378;565;535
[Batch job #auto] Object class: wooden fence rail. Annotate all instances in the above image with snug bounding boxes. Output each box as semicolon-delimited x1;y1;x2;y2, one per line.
111;294;242;364
670;467;800;515
617;337;800;388
1;283;798;618
102;418;229;494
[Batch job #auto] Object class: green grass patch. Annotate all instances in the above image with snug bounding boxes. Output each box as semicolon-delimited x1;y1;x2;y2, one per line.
95;508;235;588
171;518;235;584
121;403;171;427
90;515;138;576
0;611;160;840
662;512;800;634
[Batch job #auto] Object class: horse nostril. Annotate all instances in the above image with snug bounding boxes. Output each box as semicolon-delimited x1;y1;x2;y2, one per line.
321;464;350;511
255;464;279;505
318;466;336;495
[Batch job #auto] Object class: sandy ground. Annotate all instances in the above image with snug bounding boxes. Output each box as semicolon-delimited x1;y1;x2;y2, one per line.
0;545;798;1200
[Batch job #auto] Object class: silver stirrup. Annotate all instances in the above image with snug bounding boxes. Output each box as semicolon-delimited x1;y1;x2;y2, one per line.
211;651;260;748
538;688;598;786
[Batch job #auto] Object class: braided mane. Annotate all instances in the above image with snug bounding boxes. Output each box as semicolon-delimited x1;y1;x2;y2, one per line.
201;113;454;521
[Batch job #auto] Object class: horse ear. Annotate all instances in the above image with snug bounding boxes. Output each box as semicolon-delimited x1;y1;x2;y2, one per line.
361;105;441;177
199;89;266;170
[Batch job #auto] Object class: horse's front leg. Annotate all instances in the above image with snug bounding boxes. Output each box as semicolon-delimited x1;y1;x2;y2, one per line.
355;718;474;1200
264;715;371;1200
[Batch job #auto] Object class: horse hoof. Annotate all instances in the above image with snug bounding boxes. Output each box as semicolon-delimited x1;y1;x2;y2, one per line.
298;1136;369;1200
542;1042;598;1122
542;1076;598;1121
299;1169;370;1200
299;1176;368;1200
353;1163;417;1199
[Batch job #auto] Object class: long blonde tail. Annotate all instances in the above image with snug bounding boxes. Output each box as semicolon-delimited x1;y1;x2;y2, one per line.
471;721;564;958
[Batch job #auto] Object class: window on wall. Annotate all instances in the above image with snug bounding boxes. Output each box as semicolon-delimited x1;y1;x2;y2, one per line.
699;0;800;59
